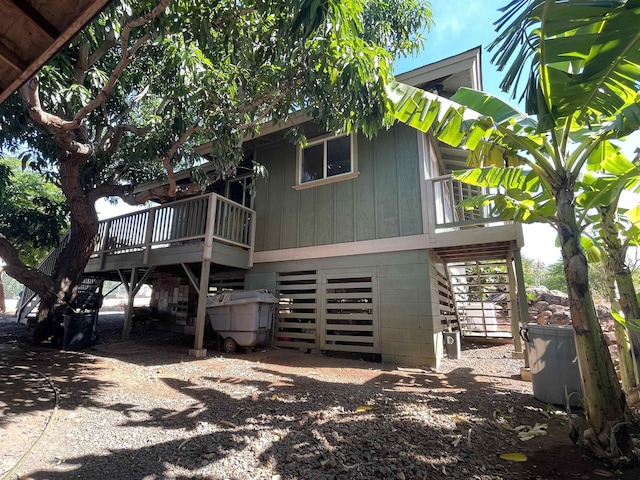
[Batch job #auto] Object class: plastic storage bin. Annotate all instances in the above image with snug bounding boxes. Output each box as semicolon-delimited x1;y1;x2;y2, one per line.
207;290;277;352
523;323;583;406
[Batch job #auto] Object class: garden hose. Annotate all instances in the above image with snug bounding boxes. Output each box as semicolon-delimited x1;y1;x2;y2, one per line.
0;364;60;480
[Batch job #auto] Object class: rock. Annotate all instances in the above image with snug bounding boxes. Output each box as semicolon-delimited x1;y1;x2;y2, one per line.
596;304;613;320
531;301;550;313
549;313;571;326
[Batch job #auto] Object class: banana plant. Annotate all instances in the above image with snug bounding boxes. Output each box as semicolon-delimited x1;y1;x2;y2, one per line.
388;0;640;458
579;157;640;396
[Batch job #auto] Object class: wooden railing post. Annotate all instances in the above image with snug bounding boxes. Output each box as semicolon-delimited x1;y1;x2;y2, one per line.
425;178;437;242
248;210;256;267
99;219;112;269
142;209;155;265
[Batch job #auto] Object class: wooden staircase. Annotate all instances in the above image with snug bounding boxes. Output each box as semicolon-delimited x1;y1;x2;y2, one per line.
16;233;103;323
436;241;517;340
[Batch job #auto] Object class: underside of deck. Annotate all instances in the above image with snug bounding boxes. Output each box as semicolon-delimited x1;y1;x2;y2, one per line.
85;239;251;274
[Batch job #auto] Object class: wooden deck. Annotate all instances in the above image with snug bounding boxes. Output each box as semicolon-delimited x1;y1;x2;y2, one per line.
423;174;524;251
86;193;256;273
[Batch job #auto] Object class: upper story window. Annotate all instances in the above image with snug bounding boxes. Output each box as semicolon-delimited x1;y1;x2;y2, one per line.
296;134;358;188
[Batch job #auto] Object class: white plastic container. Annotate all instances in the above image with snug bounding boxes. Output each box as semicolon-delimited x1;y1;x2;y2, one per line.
207;290;277;352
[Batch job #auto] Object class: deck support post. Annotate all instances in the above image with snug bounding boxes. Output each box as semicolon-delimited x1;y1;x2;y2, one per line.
121;268;137;341
119;266;155;341
190;194;217;358
191;258;211;358
507;247;523;355
512;248;530;369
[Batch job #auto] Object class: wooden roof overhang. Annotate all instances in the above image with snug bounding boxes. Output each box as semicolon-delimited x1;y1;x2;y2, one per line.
0;0;113;105
435;241;513;264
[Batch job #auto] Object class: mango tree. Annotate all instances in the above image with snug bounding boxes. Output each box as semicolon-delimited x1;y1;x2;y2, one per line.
388;0;640;457
0;0;431;325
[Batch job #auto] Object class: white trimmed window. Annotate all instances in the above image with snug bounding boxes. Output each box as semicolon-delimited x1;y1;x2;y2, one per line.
296;134;358;188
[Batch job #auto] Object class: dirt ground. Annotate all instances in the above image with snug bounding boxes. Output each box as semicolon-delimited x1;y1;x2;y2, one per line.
1;312;640;480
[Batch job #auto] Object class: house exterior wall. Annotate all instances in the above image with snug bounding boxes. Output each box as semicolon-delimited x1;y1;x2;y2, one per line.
245;249;445;368
252;124;423;252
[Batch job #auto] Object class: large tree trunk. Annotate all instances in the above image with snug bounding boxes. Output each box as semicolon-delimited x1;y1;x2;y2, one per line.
35;152;98;324
555;188;632;457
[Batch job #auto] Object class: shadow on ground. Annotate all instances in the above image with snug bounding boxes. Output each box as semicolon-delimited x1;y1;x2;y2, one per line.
1;314;639;479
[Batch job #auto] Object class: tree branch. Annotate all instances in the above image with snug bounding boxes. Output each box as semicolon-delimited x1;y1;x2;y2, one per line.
67;32;157;130
0;234;58;301
89;179;216;206
66;0;173;130
88;38;118;68
162;121;201;197
74;39;90;84
105;124;153;154
232;87;292;131
18;78;93;156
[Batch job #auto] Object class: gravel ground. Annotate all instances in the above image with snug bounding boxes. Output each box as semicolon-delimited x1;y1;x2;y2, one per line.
1;313;638;480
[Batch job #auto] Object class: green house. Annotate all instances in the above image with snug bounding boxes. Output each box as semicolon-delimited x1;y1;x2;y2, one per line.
18;48;528;368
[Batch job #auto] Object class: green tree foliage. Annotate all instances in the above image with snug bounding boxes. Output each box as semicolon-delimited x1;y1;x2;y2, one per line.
521;257;568;292
389;0;640;457
521;256;544;286
544;261;567;293
0;156;68;265
0;0;431;316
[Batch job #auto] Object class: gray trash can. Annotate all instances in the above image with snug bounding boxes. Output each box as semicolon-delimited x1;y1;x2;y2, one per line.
444;331;461;359
63;312;97;351
523;323;583;406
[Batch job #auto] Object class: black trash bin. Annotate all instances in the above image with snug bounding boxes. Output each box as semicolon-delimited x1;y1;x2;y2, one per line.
63;311;97;351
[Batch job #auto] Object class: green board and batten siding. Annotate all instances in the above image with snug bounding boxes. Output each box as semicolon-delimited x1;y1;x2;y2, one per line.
252;124;422;252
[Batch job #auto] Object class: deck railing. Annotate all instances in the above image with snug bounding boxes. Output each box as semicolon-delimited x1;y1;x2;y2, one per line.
426;174;505;230
93;193;255;265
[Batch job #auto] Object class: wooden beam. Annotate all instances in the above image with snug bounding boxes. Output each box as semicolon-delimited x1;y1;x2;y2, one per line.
0;0;113;105
0;41;27;72
9;1;60;40
181;263;200;291
117;269;130;295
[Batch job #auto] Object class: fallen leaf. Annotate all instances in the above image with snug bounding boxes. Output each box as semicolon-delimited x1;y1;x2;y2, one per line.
499;453;527;462
356;405;375;412
451;415;466;422
517;423;547;441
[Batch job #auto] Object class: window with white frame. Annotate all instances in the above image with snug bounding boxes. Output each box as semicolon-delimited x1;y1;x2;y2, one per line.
298;134;356;185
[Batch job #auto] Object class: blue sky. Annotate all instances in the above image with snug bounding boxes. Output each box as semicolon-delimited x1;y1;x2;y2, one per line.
394;1;563;265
